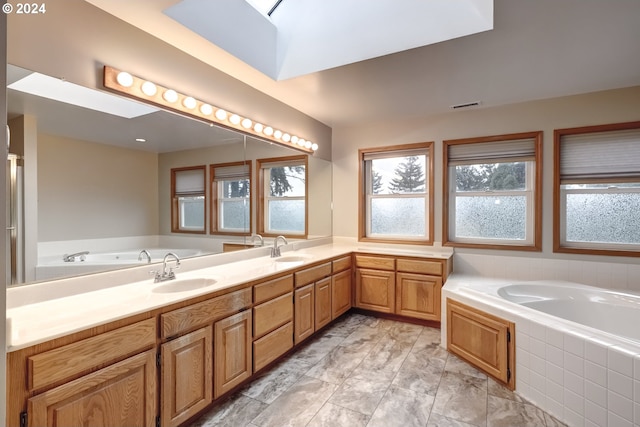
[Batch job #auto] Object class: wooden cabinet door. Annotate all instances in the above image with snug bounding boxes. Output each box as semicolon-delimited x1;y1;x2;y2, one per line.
294;284;315;345
447;299;515;389
214;310;252;399
331;269;352;319
355;268;395;313
396;273;441;321
161;326;213;427
27;350;157;427
315;277;332;330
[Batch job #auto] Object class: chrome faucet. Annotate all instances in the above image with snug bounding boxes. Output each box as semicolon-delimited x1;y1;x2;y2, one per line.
62;251;89;262
251;234;264;247
153;252;181;282
138;249;152;264
271;235;288;258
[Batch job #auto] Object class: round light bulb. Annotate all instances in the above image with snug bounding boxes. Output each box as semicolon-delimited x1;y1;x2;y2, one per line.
264;126;274;136
297;138;306;146
254;123;264;133
200;103;213;116
282;133;291;142
163;89;178;103
182;96;197;109
141;81;157;96
241;118;252;129
311;143;319;151
116;72;133;88
291;136;299;144
274;130;283;139
229;114;241;125
304;140;312;149
215;109;228;121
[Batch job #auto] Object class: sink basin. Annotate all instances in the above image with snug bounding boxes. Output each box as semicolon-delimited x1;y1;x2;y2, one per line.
274;255;312;263
152;277;217;293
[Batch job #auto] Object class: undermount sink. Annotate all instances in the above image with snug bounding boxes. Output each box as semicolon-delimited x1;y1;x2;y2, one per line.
274;255;313;263
152;277;217;293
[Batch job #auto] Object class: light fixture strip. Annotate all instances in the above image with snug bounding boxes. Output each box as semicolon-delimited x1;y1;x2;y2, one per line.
103;66;318;154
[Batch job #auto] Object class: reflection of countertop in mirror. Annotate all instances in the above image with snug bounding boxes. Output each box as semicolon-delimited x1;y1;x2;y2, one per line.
6;239;453;351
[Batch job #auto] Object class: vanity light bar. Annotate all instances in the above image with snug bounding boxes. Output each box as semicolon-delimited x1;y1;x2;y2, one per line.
103;66;318;154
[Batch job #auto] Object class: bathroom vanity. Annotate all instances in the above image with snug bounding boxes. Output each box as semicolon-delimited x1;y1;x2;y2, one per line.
5;243;452;427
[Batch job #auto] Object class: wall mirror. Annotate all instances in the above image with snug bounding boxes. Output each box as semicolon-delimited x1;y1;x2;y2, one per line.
6;64;332;286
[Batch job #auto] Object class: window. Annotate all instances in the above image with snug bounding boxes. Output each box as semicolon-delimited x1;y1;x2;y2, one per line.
359;142;433;244
555;121;640;256
443;132;542;250
210;161;252;235
171;166;206;233
257;155;307;238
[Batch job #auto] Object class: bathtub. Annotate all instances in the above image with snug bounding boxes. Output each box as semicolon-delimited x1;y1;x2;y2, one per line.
35;248;210;281
442;276;640;427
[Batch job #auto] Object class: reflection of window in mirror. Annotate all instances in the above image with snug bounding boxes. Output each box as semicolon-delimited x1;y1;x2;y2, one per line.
171;166;206;233
210;161;252;235
257;155;308;238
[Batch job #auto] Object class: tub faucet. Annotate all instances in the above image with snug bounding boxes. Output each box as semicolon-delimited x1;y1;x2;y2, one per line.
138;249;152;264
154;252;180;282
251;234;264;247
62;251;89;262
271;235;288;258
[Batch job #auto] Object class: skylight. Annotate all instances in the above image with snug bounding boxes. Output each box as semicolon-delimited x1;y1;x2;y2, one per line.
245;0;281;17
8;72;158;119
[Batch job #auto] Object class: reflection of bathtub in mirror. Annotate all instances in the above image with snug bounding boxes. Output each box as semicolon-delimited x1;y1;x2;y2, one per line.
35;248;211;281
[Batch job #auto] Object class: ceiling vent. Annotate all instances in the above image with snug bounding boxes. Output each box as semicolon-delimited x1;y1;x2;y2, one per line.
450;101;481;110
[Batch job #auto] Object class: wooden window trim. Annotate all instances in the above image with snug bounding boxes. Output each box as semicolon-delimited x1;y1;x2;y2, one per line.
442;131;543;251
171;165;207;234
553;120;640;257
257;155;308;239
358;142;434;245
209;161;252;236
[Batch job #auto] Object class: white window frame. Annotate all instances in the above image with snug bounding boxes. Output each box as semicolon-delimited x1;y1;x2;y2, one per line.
258;156;308;238
359;142;433;244
449;161;536;245
210;162;252;235
172;166;206;234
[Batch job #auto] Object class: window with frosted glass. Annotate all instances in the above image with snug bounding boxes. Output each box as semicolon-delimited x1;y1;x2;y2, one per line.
444;132;542;249
556;122;640;254
361;144;432;242
171;166;206;233
211;162;251;235
258;156;307;237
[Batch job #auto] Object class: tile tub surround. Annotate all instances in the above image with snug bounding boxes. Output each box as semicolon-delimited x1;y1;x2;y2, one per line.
189;313;565;427
443;275;640;427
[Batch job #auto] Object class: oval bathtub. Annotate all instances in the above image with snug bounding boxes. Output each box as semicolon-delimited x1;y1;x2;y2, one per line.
498;282;640;343
444;277;640;426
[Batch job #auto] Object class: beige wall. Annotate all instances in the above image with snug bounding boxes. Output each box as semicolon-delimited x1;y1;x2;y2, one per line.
6;0;332;160
332;86;640;263
38;134;159;241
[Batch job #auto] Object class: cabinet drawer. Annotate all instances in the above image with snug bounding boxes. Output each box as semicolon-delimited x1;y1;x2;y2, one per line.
254;275;293;304
253;322;293;372
332;256;352;273
355;255;395;271
162;288;252;338
295;262;331;287
396;258;442;276
253;292;293;339
28;318;156;391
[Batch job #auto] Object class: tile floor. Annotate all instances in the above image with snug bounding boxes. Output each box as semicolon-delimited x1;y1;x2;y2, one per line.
189;313;567;427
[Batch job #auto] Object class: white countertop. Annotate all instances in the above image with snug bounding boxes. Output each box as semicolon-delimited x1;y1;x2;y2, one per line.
7;240;452;351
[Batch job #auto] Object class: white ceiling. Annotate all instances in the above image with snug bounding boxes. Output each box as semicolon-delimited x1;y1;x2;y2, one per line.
85;0;640;127
164;0;493;80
